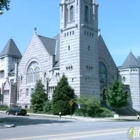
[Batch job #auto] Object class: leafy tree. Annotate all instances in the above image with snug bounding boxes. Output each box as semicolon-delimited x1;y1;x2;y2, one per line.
76;95;100;117
31;80;47;113
105;80;129;111
0;0;10;11
52;75;75;115
43;101;52;114
137;56;140;62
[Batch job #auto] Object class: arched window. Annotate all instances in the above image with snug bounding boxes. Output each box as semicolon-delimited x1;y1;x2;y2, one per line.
34;67;40;82
70;5;74;21
99;62;107;83
85;6;88;22
26;62;40;83
27;68;33;83
66;8;68;23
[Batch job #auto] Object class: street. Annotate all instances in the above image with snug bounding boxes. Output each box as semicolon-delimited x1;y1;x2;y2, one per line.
0;113;140;140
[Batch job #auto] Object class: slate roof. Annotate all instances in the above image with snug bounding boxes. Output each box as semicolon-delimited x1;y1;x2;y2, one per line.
38;35;56;55
120;52;140;68
38;34;60;68
0;39;22;58
53;34;60;62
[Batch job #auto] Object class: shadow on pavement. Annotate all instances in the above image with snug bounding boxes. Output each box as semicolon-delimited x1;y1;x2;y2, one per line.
0;114;73;127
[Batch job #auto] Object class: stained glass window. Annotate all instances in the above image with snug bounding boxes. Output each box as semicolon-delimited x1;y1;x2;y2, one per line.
99;62;107;83
27;62;40;83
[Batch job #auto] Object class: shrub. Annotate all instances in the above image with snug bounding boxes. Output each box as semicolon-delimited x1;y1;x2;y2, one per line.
43;101;52;114
74;108;88;117
97;107;114;117
76;95;100;117
0;104;9;110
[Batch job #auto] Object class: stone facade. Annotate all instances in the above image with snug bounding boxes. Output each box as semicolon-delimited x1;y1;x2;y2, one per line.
0;39;21;106
119;52;140;111
0;0;119;109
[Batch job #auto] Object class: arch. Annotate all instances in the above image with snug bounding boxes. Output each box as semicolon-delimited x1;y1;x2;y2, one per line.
99;61;108;84
85;6;89;22
26;61;40;83
70;5;74;21
25;57;41;73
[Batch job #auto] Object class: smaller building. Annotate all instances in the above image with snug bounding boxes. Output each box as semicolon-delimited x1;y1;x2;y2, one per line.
119;52;140;111
0;39;22;106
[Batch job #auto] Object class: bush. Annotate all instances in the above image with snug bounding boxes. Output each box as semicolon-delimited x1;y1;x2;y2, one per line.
43;101;52;114
0;104;9;111
97;107;114;117
76;95;100;117
74;108;88;117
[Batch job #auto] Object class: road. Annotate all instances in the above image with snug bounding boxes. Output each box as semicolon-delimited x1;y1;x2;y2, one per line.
0;113;140;140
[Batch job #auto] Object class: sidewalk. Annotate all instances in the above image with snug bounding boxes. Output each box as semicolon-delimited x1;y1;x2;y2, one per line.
0;110;139;124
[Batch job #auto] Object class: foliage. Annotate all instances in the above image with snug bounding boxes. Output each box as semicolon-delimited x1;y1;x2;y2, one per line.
0;104;9;110
43;101;52;114
52;75;75;115
0;0;10;11
137;56;140;62
96;107;114;117
76;94;100;117
105;80;129;111
31;80;48;113
74;108;87;116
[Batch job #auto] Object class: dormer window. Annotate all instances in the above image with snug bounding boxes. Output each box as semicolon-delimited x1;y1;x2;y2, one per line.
70;5;74;21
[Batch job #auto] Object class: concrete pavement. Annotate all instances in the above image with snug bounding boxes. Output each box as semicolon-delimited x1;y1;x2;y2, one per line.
0;110;139;129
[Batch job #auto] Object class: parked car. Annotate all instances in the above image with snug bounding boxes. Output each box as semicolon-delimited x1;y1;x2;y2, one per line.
6;106;27;115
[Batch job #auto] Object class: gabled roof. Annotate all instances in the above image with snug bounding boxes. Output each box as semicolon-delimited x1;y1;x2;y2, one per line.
37;33;60;68
38;35;56;55
54;34;60;62
120;52;140;68
0;39;22;58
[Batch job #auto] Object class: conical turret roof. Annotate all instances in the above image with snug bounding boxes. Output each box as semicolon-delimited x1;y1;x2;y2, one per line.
0;39;22;58
120;52;140;68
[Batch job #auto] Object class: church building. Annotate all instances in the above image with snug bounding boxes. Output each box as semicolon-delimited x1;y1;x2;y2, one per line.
3;0;139;111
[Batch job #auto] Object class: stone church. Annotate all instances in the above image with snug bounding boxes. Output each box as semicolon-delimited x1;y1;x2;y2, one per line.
0;0;139;112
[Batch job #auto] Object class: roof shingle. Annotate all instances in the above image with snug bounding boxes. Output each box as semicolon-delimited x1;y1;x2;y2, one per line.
0;39;22;58
120;52;140;68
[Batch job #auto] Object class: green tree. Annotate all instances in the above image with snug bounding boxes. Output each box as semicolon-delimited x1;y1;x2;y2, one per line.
137;56;140;61
52;75;75;115
105;80;129;111
31;80;47;113
0;0;10;11
76;95;100;116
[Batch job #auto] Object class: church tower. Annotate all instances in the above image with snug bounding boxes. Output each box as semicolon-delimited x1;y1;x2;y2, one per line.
60;0;100;97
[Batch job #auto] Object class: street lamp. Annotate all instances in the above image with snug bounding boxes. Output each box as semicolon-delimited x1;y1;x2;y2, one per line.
0;11;3;15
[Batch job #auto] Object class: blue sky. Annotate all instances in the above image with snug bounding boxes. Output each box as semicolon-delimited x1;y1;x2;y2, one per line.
0;0;140;66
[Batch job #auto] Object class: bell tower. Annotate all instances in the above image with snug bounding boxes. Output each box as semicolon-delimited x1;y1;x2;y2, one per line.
60;0;100;98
